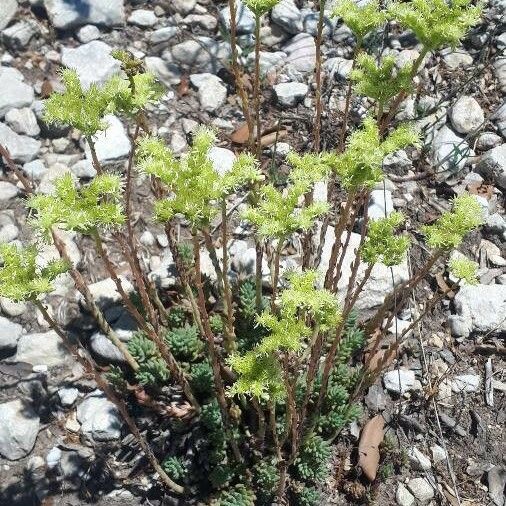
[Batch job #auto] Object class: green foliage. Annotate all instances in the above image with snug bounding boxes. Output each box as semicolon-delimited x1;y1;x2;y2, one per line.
389;0;482;50
422;194;483;249
211;484;256;506
243;0;280;16
190;360;214;396
294;435;331;483
351;54;413;107
332;0;387;41
326;118;419;190
242;153;331;239
162;456;187;481
177;243;194;269
210;314;225;334
127;333;169;386
361;212;410;266
229;272;340;401
293;485;321;506
28;173;125;239
449;257;478;285
253;460;279;497
165;324;203;361
167;306;188;328
106;365;127;390
137;128;261;228
0;244;69;302
201;400;223;432
44;68;161;136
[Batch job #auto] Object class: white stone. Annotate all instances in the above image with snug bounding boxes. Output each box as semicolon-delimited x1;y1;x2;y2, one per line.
90;332;126;363
150;26;178;44
282;33;316;74
76;24;101;43
170;0;196;15
0;316;23;352
219;1;256;34
453;284;506;337
383;369;416;395
0;399;39;460
84;276;134;307
5;107;40;136
43;0;125;29
23;159;47;180
431;444;447;463
476;144;506;191
2;20;39;50
408;447;432;471
58;387;79;407
0;297;26;317
274;82;308;107
368;189;393;220
14;330;71;367
246;51;287;78
441;48;473;69
170;36;230;74
46;447;62;469
128;9;157;27
144;56;181;87
0;67;34;118
0;121;40;164
396;483;415;506
208;146;236;176
450;96;485;134
0;0;17;31
61;41;121;90
272;0;303;34
451;374;480;393
431;125;471;180
0;181;19;201
85;115;131;164
189;73;227;113
324;57;354;80
77;392;122;441
407;477;435;502
319;230;409;312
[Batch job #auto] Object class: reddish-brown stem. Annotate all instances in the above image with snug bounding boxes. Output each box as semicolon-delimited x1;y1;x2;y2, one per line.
255;239;264;313
253;13;262;159
191;233;243;462
338;43;362;152
92;231;198;408
85;136;103;176
313;0;325;152
227;0;254;148
270;240;283;312
221;199;237;352
0;144;34;193
324;194;355;289
34;300;184;494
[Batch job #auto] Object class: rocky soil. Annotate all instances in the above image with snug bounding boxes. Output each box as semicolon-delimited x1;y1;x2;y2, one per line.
0;0;505;505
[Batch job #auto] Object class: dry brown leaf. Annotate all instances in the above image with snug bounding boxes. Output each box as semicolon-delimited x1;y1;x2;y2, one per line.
230;122;250;144
260;129;288;147
177;76;190;97
358;415;385;481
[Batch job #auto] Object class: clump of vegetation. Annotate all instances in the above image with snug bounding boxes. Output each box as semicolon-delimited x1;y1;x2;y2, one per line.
0;1;484;503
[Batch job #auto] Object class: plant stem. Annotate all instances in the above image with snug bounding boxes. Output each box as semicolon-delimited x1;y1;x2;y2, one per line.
255;239;264;313
33;299;184;495
191;233;243;463
253;13;262;159
221;199;237;353
85;136;103;175
51;230;139;371
338;42;362;152
313;0;325;152
227;0;254;148
92;230;199;409
270;239;283;312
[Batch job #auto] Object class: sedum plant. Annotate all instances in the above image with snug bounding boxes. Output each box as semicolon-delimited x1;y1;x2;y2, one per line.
0;1;485;503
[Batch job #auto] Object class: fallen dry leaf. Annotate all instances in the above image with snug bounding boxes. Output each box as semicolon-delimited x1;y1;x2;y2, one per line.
358;415;385;481
230;122;250;144
260;129;288;147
